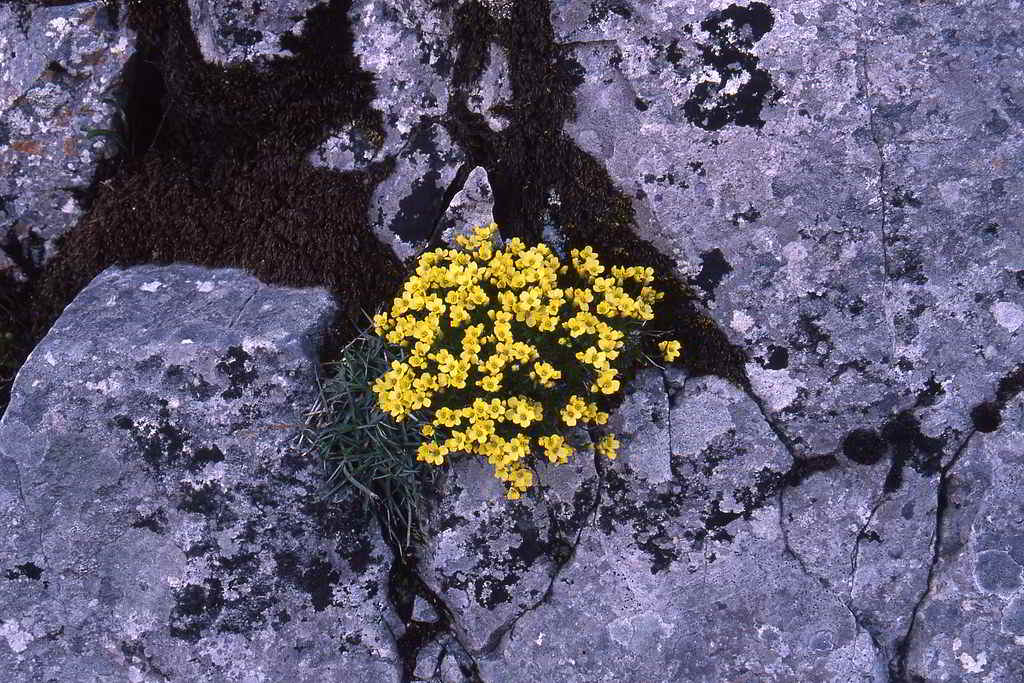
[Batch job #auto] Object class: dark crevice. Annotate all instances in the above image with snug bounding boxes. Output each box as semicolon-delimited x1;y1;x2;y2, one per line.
476;441;605;658
382;518;482;683
778;485;889;677
422;161;476;253
888;429;975;682
850;492;886;594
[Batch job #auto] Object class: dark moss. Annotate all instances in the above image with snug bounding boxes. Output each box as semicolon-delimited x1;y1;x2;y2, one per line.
0;274;32;412
27;0;403;364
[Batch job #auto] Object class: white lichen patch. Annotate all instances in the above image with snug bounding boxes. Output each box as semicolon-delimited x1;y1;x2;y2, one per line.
0;618;34;653
731;310;755;334
746;363;802;412
991;301;1023;333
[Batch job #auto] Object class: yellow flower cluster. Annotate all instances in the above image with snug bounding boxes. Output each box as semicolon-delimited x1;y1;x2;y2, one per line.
372;223;665;499
658;340;682;363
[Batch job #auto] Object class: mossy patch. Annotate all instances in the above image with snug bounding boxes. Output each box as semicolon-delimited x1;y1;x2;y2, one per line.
0;274;31;410
27;0;403;363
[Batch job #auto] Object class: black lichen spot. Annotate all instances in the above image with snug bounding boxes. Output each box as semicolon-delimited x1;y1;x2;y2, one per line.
881;411;944;492
693;248;733;299
390;124;461;242
790;313;831;359
588;0;633;23
665;38;685;66
275;551;340;611
113;412;189;472
131;508;168;534
914;374;945;408
170;579;224;642
188;445;225;472
730;206;761;226
163;365;216;401
996;364;1024;405
859;529;881;543
683;2;782;130
227;26;262;47
985;109;1010;136
134;353;164;373
971;401;1002;433
889;186;923;209
964;365;1024;436
843;428;887;465
765;345;789;370
184;541;217;559
216;346;257;399
4;562;43;581
177;482;236;528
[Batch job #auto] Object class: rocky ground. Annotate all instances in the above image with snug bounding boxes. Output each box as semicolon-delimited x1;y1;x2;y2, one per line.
2;1;1022;681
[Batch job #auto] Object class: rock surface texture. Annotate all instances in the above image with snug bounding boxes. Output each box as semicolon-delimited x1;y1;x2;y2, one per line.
0;265;400;681
1;0;1023;681
0;1;133;277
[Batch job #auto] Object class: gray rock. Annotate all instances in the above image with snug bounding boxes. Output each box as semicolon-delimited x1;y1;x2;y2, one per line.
347;0;462;260
308;121;382;174
901;397;1024;681
0;264;400;681
438;165;495;244
554;0;1024;456
416;444;599;656
475;370;882;680
187;0;320;65
369;120;465;261
0;1;134;270
466;42;512;132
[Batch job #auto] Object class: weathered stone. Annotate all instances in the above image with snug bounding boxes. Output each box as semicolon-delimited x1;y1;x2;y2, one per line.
369;120;464;260
475;369;882;680
0;1;134;270
467;41;512;132
438;165;495;244
0;264;400;681
553;0;1024;457
416;442;599;656
901;397;1024;681
347;0;462;259
187;0;321;65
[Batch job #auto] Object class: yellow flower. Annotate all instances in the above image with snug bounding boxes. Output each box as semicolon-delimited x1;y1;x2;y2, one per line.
561;395;587;426
371;223;666;499
597;434;620;460
480;373;503;392
658;340;682;362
